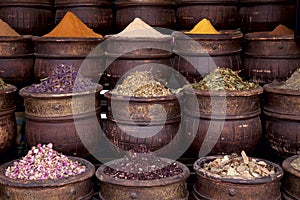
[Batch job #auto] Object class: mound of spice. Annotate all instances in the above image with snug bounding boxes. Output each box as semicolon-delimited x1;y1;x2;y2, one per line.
0;78;9;90
0;19;20;36
113;18;169;38
200;151;275;179
280;68;300;90
5;143;86;180
104;145;183;180
291;157;300;171
44;11;103;38
190;67;258;91
269;24;294;35
24;64;98;93
111;71;173;97
185;18;220;34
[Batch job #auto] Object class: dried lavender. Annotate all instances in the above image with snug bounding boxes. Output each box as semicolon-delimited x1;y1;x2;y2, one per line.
291;157;300;171
104;145;183;180
111;71;173;97
0;78;9;90
25;64;98;93
190;68;258;91
280;68;300;90
5;143;86;180
199;151;275;179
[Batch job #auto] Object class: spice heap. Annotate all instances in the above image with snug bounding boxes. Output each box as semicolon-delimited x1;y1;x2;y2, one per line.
5;143;86;180
25;64;98;93
291;157;300;171
280;68;300;90
113;18;169;38
0;78;9;90
104;145;183;180
0;19;20;36
111;71;173;97
44;11;103;38
190;67;258;91
199;151;275;179
185;18;220;34
269;24;294;35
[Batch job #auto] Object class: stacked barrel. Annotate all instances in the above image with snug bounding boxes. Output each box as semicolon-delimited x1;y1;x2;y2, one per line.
0;0;299;199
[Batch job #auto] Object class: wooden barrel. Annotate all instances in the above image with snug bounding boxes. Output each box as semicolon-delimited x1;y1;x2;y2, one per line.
282;155;300;200
104;91;182;153
114;0;176;32
0;84;17;162
183;86;263;157
176;0;239;31
0;157;95;200
32;37;104;82
103;36;174;89
55;0;113;35
96;158;190;200
193;156;283;200
172;30;243;84
19;85;103;158
238;0;296;33
263;83;300;158
0;36;34;111
0;0;54;36
243;32;300;86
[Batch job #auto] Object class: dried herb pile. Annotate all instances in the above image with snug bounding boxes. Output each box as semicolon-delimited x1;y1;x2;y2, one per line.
291;157;300;171
199;151;275;179
25;64;98;93
104;145;183;180
280;68;300;90
190;67;258;91
111;71;173;97
0;78;9;90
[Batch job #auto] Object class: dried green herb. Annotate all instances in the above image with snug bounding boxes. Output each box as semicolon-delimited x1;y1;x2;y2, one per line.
291;157;300;171
280;68;300;90
190;68;258;91
200;151;275;179
0;78;9;90
111;71;173;97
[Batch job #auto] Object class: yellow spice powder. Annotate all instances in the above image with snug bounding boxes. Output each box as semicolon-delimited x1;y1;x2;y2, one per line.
185;18;220;35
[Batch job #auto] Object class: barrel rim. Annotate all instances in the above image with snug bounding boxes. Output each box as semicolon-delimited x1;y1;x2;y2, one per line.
115;0;176;6
105;34;172;41
239;0;292;4
183;85;263;97
55;0;113;7
0;156;95;187
193;156;284;184
0;2;52;7
0;35;33;42
282;155;300;177
244;32;294;40
95;157;190;187
19;84;103;99
0;84;17;94
31;36;104;42
263;83;300;96
172;30;243;40
104;90;182;102
176;0;237;5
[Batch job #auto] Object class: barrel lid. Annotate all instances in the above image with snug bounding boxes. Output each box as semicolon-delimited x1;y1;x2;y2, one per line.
282;155;300;177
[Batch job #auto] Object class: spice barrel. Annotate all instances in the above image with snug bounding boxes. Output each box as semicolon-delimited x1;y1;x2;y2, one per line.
54;0;113;35
282;155;300;200
32;37;104;82
96;158;190;200
238;0;295;33
103;36;174;89
114;0;176;32
263;83;300;158
0;36;34;110
0;157;95;200
19;85;103;158
172;30;243;84
0;0;54;36
176;0;239;31
243;32;300;86
0;85;17;161
183;86;263;157
193;156;284;200
104;92;182;153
